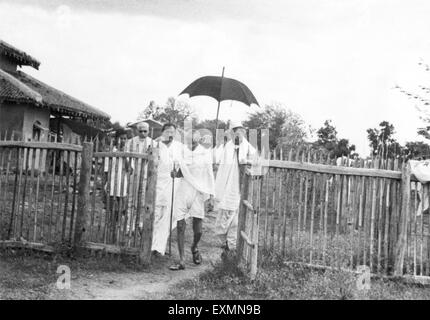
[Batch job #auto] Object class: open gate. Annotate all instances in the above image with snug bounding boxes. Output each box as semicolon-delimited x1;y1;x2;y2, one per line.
74;142;157;264
0;140;82;250
0;141;158;264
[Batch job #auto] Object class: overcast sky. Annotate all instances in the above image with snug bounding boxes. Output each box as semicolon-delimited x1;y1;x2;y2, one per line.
1;0;430;155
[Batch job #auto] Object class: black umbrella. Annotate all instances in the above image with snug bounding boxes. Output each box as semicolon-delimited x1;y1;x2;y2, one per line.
179;67;259;128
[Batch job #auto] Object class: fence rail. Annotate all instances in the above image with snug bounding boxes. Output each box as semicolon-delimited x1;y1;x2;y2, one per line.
269;160;402;179
0;141;81;246
85;148;153;252
237;156;426;279
0;135;426;275
0;141;83;152
0;140;158;264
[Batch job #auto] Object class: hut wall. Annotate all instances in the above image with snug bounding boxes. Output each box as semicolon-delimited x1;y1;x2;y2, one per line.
0;103;50;141
0;102;24;139
23;105;50;142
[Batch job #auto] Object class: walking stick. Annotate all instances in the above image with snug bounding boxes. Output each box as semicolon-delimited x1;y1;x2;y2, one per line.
168;163;176;256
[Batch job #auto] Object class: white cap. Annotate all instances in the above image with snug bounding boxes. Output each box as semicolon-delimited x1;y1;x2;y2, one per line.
229;120;244;130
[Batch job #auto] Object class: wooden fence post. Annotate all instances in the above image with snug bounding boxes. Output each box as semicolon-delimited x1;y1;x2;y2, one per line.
394;162;411;276
250;176;262;280
236;165;250;264
74;142;93;248
139;147;158;265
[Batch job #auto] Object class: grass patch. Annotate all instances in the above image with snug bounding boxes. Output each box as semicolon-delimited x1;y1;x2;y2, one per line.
166;253;430;300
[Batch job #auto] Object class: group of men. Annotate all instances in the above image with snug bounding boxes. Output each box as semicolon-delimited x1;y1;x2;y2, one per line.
108;120;256;271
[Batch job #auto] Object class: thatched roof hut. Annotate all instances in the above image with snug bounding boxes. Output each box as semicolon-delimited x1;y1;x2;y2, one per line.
0;39;110;142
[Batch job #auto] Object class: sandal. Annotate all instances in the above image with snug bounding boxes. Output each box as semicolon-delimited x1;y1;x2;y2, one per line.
192;249;202;265
152;250;162;258
169;262;185;271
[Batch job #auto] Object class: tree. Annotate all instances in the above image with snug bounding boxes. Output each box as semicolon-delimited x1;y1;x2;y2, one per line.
313;120;355;158
110;121;124;132
336;138;356;158
137;97;194;125
137;100;161;121
405;141;430;159
161;97;194;124
243;103;308;150
315;120;338;154
396;59;430;140
366;121;403;157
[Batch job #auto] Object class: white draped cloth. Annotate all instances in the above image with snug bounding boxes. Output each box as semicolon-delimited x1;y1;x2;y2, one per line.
214;139;256;249
179;144;216;199
410;160;430;183
173;143;216;222
410;160;430;217
214;139;256;211
151;140;183;255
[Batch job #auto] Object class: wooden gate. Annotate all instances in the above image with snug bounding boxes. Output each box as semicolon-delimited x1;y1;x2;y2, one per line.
0;140;82;251
0;140;158;264
73;143;158;264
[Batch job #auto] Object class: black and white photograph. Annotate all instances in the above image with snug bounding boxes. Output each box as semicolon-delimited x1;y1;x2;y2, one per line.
1;0;430;306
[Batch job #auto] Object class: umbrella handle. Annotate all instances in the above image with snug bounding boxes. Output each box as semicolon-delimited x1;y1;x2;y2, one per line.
214;66;225;132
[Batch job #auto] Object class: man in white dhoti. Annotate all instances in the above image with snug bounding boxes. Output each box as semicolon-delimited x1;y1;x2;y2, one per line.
214;121;256;252
169;129;215;271
151;123;183;256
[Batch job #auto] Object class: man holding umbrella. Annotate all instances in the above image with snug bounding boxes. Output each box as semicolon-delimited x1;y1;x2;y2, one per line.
214;121;256;253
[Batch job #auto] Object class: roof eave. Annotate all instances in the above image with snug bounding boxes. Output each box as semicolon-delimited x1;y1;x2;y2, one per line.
0;40;41;70
48;104;110;121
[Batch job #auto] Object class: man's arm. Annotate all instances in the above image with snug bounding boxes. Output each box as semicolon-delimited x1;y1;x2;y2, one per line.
238;140;257;164
247;141;257;158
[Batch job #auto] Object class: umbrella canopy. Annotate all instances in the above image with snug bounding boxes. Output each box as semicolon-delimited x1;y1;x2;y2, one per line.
180;76;259;107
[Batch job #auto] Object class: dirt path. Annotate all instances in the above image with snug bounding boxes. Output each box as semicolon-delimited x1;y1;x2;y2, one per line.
46;211;221;300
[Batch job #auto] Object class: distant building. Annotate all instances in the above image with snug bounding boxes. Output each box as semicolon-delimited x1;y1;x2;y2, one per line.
0;40;110;143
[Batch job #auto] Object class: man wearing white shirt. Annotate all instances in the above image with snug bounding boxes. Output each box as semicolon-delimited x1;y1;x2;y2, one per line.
214;121;256;253
151;123;183;256
126;121;153;154
125;121;154;231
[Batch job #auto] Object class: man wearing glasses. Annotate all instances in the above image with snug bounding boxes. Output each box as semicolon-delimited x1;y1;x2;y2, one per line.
126;121;153;154
125;121;154;233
